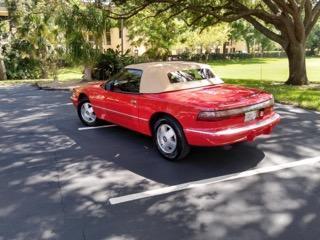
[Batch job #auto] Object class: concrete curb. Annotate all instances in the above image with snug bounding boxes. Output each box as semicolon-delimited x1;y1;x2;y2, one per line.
34;82;80;92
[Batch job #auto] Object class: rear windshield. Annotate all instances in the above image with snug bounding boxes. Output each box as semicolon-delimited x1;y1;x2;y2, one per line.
168;68;215;83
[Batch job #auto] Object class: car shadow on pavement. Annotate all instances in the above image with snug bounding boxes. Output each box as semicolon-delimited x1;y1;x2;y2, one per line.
97;133;266;186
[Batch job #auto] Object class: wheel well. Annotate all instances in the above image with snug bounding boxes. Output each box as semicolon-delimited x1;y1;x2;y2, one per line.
78;93;88;102
149;112;182;136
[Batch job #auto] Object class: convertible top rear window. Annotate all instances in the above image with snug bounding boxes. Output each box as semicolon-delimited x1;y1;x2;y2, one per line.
168;68;215;84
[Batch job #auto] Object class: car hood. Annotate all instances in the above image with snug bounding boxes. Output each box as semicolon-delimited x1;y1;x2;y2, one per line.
158;84;272;110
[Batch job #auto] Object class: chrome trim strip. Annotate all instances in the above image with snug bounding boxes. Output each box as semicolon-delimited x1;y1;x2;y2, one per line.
205;98;274;118
93;105;149;122
186;113;280;136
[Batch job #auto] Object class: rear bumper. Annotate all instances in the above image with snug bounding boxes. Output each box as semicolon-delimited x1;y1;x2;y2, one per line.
184;113;280;146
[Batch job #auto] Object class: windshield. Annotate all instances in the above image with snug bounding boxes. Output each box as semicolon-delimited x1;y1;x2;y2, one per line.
168;68;223;84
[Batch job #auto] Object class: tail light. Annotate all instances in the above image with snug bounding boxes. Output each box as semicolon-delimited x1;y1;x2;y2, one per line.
197;98;274;121
197;111;233;121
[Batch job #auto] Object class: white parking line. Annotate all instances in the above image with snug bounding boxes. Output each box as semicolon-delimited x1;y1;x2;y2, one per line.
45;103;73;107
78;125;117;131
109;156;320;205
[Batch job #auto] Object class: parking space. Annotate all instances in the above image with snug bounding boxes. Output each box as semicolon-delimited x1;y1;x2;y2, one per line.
0;85;320;240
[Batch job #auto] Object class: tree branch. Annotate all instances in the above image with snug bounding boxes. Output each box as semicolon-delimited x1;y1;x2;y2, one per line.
262;0;280;14
304;0;313;26
244;15;286;46
272;0;295;15
305;1;320;35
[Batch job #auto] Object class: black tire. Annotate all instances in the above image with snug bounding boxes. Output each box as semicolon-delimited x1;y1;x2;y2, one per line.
77;99;98;127
153;116;190;161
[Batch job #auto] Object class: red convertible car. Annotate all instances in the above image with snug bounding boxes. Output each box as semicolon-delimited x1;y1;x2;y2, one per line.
71;62;280;161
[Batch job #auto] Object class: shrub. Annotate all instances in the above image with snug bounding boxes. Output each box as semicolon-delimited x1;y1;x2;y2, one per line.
92;48;134;80
168;51;287;62
3;39;42;79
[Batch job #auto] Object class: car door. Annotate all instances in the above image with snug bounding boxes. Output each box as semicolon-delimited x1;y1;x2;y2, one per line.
102;69;142;131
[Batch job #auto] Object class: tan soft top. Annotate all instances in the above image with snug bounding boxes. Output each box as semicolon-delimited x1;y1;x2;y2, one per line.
125;61;218;94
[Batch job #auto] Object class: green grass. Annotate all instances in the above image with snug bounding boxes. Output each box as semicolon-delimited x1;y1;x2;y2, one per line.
57;66;82;81
0;66;83;85
209;57;320;83
224;79;320;111
207;57;320;111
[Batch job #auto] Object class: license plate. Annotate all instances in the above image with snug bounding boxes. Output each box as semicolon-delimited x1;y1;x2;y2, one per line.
245;111;258;122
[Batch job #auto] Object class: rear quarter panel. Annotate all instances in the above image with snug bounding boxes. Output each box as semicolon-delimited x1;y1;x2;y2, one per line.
137;93;201;136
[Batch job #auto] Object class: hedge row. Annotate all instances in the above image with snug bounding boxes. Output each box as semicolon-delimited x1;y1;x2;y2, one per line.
167;52;290;61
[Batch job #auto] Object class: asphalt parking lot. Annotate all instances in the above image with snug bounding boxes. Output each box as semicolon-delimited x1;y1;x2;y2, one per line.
0;84;320;240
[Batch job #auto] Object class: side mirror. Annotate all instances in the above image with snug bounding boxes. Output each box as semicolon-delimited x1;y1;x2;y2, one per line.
105;81;114;91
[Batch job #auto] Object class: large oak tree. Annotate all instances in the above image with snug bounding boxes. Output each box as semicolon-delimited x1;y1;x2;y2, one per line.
110;0;320;85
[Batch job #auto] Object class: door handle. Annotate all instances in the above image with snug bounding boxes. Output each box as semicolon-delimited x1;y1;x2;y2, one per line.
130;99;137;105
107;97;119;103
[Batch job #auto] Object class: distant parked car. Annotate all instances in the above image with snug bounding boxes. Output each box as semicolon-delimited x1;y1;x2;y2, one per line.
71;62;280;161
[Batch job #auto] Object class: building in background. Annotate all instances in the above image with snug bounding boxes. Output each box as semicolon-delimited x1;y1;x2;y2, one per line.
0;0;8;18
219;40;248;54
94;27;147;56
98;26;248;56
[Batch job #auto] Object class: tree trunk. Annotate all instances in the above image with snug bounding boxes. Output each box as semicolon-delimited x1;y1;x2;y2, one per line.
0;59;7;80
41;69;49;79
223;42;228;55
245;40;251;54
285;41;308;85
83;66;93;81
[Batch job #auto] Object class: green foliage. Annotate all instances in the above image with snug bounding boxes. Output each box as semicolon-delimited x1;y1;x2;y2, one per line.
92;48;134;80
127;9;183;60
4;0;64;79
127;10;231;59
57;3;114;67
175;24;230;53
4;39;42;79
231;20;277;53
307;22;320;55
3;0;115;80
173;52;253;62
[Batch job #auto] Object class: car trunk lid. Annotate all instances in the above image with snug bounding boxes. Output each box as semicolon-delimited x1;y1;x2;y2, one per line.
168;84;272;110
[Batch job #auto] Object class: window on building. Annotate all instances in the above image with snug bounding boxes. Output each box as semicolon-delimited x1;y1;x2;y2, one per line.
88;34;94;43
119;28;122;39
105;30;111;45
118;20;123;39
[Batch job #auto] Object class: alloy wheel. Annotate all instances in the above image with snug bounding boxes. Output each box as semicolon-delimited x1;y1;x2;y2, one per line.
80;102;96;124
156;124;177;154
